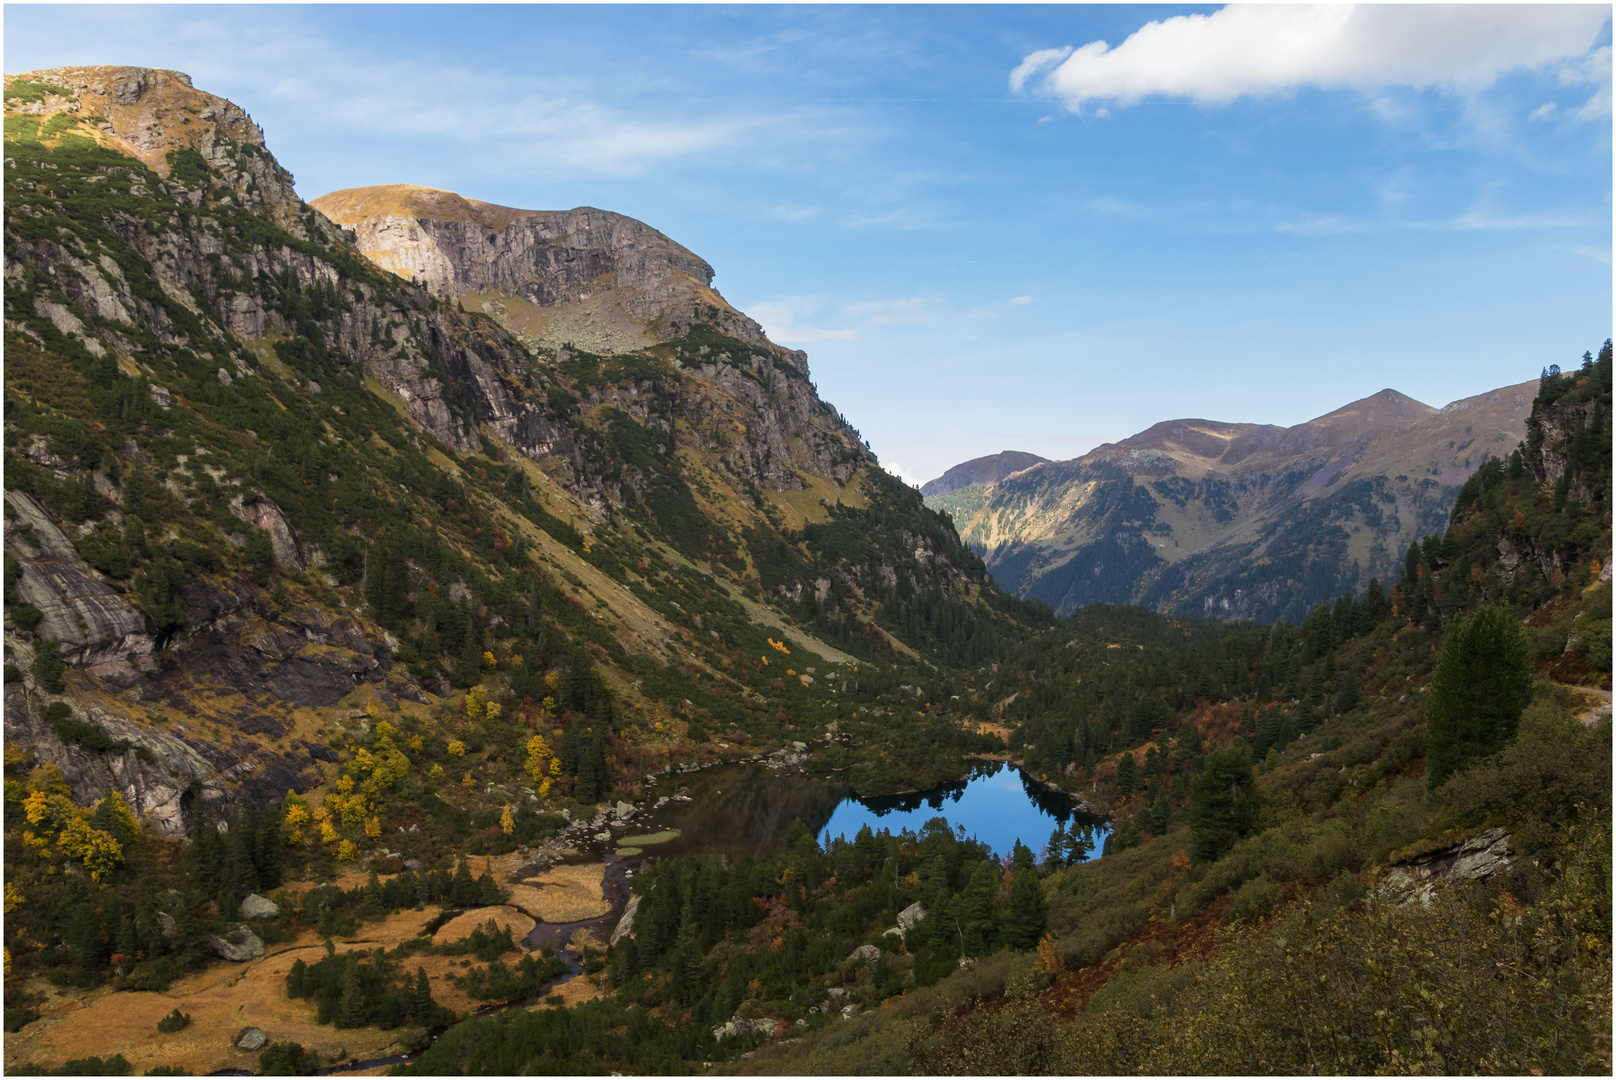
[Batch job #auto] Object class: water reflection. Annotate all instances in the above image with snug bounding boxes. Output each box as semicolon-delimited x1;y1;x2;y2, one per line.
819;760;1108;860
633;758;1108;867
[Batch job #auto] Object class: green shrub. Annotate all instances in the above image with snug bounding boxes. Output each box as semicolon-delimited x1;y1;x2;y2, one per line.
11;602;43;633
257;1041;319;1075
155;1008;190;1033
1226;875;1283;923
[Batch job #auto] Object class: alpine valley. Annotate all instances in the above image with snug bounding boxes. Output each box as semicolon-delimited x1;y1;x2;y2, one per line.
3;68;1611;1077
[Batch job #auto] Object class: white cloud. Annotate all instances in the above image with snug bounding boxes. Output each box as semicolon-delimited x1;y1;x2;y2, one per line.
1530;102;1559;120
770;204;822;221
842;295;947;325
1008;296;1034;305
1559;44;1613;118
1009;46;1073;93
750;299;855;344
1566;245;1613;265
1016;5;1611;111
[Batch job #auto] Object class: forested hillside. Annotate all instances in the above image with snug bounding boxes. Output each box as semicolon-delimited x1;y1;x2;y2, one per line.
1;66;1041;1068
399;348;1610;1075
2;63;1608;1078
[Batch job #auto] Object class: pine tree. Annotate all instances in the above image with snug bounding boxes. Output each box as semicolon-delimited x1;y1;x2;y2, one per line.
961;860;999;956
337;953;364;1028
413;966;434;1020
1425;605;1533;791
1003;866;1048;951
1188;744;1259;863
1115;752;1138;797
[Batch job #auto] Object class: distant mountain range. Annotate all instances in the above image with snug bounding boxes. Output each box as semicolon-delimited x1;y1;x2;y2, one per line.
925;383;1537;622
920;451;1049;497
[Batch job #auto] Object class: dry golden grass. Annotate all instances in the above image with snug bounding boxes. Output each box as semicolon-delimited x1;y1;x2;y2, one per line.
3;915;436;1076
510;863;610;923
4;893;594;1076
432;905;535;946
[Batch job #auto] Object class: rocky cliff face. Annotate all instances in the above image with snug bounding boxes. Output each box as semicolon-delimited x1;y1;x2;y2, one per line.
310;184;783;358
928;383;1536;622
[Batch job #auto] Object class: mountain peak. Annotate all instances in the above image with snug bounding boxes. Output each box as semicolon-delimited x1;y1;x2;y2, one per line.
920;451;1050;497
6;65;322;241
309;183;778;356
312;184;547;234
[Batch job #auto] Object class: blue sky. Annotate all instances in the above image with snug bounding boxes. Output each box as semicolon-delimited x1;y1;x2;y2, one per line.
7;4;1611;484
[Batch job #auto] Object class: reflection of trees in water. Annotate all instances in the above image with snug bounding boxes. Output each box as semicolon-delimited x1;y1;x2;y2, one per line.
653;765;851;859
649;761;1107;860
859;759;1107;833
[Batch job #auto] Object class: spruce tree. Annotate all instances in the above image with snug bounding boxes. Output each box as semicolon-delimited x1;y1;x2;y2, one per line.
1115;752;1138;797
1425;605;1533;791
1188;744;1259;863
961;861;999;956
1003;866;1047;951
413;966;434;1020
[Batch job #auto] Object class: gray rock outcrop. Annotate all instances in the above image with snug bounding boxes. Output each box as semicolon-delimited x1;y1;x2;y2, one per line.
234;1027;268;1050
1379;826;1514;906
239;893;280;919
610;892;642;946
711;1015;779;1042
5;491;154;668
204;924;265;962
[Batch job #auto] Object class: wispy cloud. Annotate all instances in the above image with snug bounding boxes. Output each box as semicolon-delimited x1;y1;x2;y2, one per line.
1009;46;1073;93
1565;245;1613;265
750;298;855;345
1008;296;1034;306
842;295;949;325
1014;5;1611;113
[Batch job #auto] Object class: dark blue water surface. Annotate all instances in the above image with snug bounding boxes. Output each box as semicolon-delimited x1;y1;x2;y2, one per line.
817;760;1108;860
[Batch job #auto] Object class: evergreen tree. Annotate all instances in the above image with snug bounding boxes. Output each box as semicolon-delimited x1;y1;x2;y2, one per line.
413;966;434;1020
1188;744;1259;863
337;953;364;1028
1003;865;1047;950
32;636;66;693
1115;752;1138;797
961;860;999;956
1425;605;1534;791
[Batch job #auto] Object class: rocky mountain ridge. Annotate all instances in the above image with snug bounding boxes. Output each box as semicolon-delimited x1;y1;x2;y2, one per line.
3;65;1010;841
311;184;781;358
928;382;1537;622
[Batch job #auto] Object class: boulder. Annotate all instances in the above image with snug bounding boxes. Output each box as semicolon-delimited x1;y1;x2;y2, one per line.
848;943;880;964
711;1015;779;1042
204;924;265;962
239;893;280;920
896;901;927;931
234;1027;267;1050
615;800;636;821
155;911;177;939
